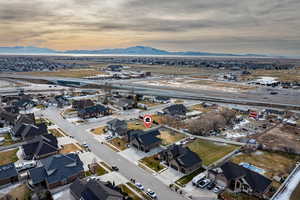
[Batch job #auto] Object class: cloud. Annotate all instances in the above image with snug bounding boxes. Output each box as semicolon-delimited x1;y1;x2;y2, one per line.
0;0;299;55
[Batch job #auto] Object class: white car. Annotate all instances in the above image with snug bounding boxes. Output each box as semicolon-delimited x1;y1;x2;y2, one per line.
135;182;144;190
146;189;157;199
213;186;224;193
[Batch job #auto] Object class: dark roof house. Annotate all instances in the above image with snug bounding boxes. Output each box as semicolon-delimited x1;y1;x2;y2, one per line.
70;179;124;200
28;153;84;189
0;110;18;126
107;119;127;136
129;129;161;152
163;104;188;117
15;113;35;126
11;123;48;140
21;134;59;160
0;163;19;186
72;99;94;110
159;145;202;174
78;104;110;119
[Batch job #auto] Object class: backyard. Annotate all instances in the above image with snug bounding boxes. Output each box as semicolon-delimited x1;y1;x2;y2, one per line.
90;126;107;135
0;149;18;165
157;129;186;146
231;151;300;179
108;137;128;151
187;139;237;166
128;120;148;130
59;143;82;154
139;155;165;172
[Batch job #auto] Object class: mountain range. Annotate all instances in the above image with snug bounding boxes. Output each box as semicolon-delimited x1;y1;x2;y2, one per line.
0;45;267;57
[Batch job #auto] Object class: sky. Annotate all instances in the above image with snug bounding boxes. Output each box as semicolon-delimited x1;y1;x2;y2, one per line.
0;0;300;56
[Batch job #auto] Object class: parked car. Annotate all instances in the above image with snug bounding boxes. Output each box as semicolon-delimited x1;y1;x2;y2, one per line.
192;173;206;186
146;189;157;199
213;186;224;193
15;161;36;172
135;182;144;190
111;165;119;171
82;142;88;148
207;182;216;190
105;135;113;140
197;179;211;188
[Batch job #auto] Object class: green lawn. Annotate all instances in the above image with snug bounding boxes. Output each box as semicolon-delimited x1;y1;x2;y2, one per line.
175;168;205;187
95;164;108;176
291;182;300;200
187;139;237;166
0;149;18;165
139;155;165;172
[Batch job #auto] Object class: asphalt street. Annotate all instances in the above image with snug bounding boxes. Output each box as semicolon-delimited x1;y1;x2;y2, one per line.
42;107;187;200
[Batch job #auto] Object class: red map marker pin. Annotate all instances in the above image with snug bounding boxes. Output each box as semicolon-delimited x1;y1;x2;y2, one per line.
143;114;153;128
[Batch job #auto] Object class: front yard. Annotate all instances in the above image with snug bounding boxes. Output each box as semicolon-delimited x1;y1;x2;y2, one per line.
139;155;165;172
119;184;142;200
90;126;107;135
175;167;205;187
49;129;65;137
230;151;300;180
0;133;17;146
0;149;18;165
128;120;148;130
108;137;128;151
59;143;82;154
35;118;53;126
187;139;237;166
157;129;186;146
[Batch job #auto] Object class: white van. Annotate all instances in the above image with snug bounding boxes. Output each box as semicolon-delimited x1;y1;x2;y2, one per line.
192;172;207;186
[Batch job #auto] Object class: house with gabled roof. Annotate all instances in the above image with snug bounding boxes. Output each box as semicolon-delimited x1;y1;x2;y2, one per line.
78;104;110;119
14;113;35;126
0;163;19;186
72;99;94;110
208;162;272;199
107;119;127;136
11;123;48;141
0;109;18;126
28;153;84;189
128;129;161;152
159;144;202;174
163;104;188;118
20;134;59;160
70;179;124;200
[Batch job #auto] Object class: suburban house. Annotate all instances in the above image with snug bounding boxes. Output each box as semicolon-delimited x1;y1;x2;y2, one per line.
54;95;69;107
2;105;19;114
107;119;128;136
0;110;17;126
128;129;161;152
11;123;48;140
163;104;188;118
72;99;94;110
70;179;124;200
78;104;110;119
0;163;19;186
20;134;59;160
28;153;84;189
14;113;35;126
208;162;272;198
159;144;202;174
115;98;136;110
14;99;36;110
154;96;170;103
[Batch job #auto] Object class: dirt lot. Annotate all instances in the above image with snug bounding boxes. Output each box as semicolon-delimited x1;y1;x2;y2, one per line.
90;126;107;135
189;104;215;113
157;129;186;146
187;139;237;166
0;149;18;165
231;151;300;179
18;69;107;78
252;124;300;153
189;80;256;91
59;143;82;154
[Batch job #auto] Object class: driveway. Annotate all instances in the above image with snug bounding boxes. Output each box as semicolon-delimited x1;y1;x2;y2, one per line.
156;167;184;185
118;146;164;164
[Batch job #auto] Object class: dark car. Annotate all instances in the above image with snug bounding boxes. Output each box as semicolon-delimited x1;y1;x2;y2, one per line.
207;182;216;190
112;166;119;171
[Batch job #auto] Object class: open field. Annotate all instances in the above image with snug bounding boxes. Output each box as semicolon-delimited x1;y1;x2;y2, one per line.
128;120;147;130
251;124;300;153
189;104;214;113
138;100;161;107
3;184;32;200
190;79;256;91
187;139;237;166
231;151;300;179
0;133;17;146
49;129;65;137
108;137;128;151
242;69;300;82
291;182;300;200
90;126;107;135
175;168;205;187
18;69;107;78
59;143;82;154
152;114;166;124
0;149;18;165
119;184;142;200
139;155;165;172
157;129;186;146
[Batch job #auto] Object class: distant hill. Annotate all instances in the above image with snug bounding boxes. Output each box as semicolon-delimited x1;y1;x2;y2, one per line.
0;45;268;57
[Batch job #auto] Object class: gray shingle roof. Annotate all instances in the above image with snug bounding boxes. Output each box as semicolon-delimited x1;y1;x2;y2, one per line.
0;163;18;180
